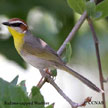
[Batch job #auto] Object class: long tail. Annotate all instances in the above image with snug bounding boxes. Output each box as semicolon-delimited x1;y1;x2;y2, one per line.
59;65;103;93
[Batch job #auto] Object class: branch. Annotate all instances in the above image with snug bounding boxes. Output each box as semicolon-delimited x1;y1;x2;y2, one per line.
37;77;46;88
57;11;87;55
39;69;91;108
48;76;92;108
87;17;106;108
48;77;92;108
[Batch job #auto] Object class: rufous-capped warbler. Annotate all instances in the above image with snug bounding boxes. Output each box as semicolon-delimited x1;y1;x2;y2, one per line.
2;18;103;93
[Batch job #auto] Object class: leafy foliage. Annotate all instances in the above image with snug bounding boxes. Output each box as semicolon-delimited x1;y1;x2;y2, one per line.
62;42;72;63
67;0;108;19
51;69;57;77
96;0;108;19
0;77;45;108
10;75;19;86
0;78;29;108
31;87;44;108
18;80;27;95
67;0;86;14
86;1;96;17
46;104;54;108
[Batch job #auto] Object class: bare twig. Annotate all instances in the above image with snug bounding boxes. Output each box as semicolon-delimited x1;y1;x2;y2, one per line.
39;69;91;108
46;76;77;107
39;69;76;108
87;17;106;108
48;77;92;108
37;77;46;88
77;97;92;107
57;11;87;55
48;76;92;108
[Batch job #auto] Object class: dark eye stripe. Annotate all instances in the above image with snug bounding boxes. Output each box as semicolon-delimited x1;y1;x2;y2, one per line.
10;23;22;27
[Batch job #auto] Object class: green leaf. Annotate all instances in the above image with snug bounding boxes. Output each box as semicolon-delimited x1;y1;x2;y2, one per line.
51;69;57;77
86;1;96;17
0;78;46;108
46;103;54;108
96;0;108;19
31;87;45;108
66;42;72;62
0;78;30;108
18;80;27;95
67;0;86;14
63;42;72;63
10;75;19;85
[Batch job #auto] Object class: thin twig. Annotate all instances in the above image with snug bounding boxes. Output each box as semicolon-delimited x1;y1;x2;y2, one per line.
48;77;92;108
39;69;76;108
77;97;92;107
48;76;92;108
47;76;77;107
87;17;106;108
37;77;46;88
39;69;91;108
57;11;87;55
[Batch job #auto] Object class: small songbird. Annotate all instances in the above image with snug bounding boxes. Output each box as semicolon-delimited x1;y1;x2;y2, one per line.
2;18;103;93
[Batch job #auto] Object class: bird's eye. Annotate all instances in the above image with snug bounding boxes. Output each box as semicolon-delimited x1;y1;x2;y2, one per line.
10;23;22;27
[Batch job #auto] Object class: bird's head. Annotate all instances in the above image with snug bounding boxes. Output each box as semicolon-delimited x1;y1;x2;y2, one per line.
2;18;28;52
2;18;28;34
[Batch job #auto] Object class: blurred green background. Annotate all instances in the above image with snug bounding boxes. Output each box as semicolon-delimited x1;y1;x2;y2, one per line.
0;0;108;107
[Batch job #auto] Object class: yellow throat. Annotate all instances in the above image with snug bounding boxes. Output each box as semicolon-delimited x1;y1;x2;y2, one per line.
8;27;25;54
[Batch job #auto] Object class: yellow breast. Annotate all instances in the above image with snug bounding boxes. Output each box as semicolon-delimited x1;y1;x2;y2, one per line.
8;27;25;54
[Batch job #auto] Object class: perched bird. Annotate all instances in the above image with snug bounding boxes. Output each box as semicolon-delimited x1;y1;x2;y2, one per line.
2;18;103;93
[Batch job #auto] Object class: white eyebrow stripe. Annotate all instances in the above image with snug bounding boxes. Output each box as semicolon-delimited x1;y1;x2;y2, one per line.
10;21;27;26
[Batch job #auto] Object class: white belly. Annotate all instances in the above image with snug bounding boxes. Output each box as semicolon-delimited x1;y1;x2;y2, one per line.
21;54;54;69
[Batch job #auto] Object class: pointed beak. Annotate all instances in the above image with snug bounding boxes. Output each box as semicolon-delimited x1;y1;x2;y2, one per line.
2;22;10;26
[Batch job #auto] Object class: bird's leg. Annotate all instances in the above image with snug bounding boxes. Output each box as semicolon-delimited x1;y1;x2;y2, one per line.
39;68;51;76
39;68;56;84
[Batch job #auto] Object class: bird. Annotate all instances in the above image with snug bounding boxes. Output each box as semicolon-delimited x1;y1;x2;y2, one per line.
2;18;103;93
